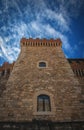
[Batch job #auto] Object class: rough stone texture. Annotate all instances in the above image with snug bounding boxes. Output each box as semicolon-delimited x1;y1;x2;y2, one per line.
0;62;14;96
68;59;84;119
0;38;83;122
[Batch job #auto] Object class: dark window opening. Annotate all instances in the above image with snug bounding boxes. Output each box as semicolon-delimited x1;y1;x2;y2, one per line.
23;43;25;45
74;69;84;77
7;69;10;75
39;62;46;68
76;61;80;63
75;70;78;76
36;42;37;46
38;43;40;46
1;70;5;76
80;100;84;103
37;94;51;112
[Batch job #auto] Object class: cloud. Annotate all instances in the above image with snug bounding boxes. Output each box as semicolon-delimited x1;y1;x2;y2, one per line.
0;22;31;64
58;0;84;17
0;53;2;57
30;20;73;55
31;22;40;32
0;36;20;63
0;0;84;65
44;9;70;32
0;37;11;61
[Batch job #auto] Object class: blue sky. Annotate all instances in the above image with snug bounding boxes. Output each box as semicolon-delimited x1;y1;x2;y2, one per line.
0;0;84;66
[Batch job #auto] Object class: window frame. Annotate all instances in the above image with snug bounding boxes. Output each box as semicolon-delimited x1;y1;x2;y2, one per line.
37;94;51;112
33;90;55;115
37;61;48;68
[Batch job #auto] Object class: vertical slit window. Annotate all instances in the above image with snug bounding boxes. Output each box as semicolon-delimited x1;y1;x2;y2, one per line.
82;70;84;77
1;70;5;76
7;69;10;75
75;70;78;76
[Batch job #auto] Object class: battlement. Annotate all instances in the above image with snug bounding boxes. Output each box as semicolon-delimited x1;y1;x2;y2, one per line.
20;38;62;47
68;59;84;69
0;62;14;77
68;59;84;77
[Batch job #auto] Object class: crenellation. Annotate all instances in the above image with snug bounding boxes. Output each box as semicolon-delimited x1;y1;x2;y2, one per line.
20;38;62;47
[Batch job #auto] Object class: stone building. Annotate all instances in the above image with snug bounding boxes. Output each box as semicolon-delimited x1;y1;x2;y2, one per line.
0;38;84;129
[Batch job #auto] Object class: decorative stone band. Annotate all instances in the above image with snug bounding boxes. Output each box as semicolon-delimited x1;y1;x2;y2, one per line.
20;38;62;47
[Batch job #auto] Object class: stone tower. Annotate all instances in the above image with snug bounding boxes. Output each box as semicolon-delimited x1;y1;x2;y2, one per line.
0;38;81;122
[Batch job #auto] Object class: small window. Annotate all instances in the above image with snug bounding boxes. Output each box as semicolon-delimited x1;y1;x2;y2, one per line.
1;70;5;76
80;100;84;103
7;69;10;75
37;94;51;112
39;62;46;68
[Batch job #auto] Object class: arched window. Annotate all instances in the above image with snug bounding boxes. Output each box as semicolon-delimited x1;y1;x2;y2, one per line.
37;94;51;111
39;62;46;68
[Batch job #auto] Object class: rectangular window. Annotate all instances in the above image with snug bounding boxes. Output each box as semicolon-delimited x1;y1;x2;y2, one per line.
37;95;51;112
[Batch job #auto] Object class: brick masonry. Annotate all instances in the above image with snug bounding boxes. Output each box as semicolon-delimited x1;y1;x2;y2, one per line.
0;38;84;122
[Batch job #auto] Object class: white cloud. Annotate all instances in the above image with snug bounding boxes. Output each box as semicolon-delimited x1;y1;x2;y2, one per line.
0;37;3;46
0;36;20;63
0;53;2;57
13;22;28;37
29;20;73;55
58;0;84;17
45;24;56;35
12;0;22;16
4;36;11;42
0;37;11;61
0;22;30;64
45;9;70;32
0;0;83;65
31;22;40;31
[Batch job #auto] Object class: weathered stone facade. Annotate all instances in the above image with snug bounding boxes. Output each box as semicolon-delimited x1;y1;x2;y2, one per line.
0;38;84;124
68;59;84;120
0;62;14;96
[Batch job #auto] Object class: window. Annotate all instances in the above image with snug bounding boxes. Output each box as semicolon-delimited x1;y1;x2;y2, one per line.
39;62;46;68
38;61;48;68
80;100;84;103
1;70;5;76
7;69;10;75
37;94;51;112
33;90;55;115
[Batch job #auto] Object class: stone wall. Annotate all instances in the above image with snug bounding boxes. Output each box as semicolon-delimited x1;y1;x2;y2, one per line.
0;121;84;130
0;38;83;122
0;62;14;96
68;59;84;119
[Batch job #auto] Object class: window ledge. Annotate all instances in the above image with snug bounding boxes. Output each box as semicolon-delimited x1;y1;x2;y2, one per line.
33;111;55;115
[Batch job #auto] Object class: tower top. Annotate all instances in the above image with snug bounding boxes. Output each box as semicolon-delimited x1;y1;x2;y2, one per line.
20;38;62;47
